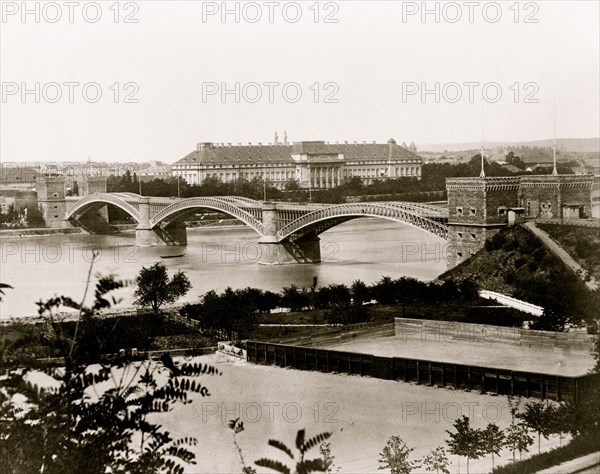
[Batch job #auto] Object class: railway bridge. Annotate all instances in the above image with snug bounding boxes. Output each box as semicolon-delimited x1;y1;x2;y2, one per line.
36;173;594;266
63;193;449;264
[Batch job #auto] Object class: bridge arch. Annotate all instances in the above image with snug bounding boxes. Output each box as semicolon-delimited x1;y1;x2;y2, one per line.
276;202;449;241
66;194;141;223
150;197;264;234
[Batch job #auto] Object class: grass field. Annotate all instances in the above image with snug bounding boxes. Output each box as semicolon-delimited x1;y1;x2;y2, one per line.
151;354;566;474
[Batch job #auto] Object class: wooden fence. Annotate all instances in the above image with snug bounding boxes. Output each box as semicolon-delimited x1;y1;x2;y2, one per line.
246;341;599;403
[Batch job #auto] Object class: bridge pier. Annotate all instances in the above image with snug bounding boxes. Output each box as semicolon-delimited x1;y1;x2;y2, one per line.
135;197;187;246
258;203;321;264
258;237;321;265
153;221;188;246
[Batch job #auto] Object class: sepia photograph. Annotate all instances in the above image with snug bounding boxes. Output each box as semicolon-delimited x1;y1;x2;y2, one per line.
1;1;599;473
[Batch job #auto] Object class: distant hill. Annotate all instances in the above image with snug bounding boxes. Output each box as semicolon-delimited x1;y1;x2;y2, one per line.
420;138;600;153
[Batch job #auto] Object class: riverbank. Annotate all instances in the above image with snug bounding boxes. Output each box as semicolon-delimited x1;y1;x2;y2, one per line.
0;303;186;326
0;220;248;240
0;227;86;238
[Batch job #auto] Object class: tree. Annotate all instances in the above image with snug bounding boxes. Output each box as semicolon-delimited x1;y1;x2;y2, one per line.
72;180;79;196
0;270;219;474
181;287;259;340
481;423;505;470
445;416;484;474
255;429;332;474
504;422;534;461
351;279;370;305
517;401;555;454
133;262;191;316
281;284;310;312
25;204;46;228
284;179;301;192
378;436;419;474
504;396;533;461
421;446;449;474
372;276;397;305
506;151;526;170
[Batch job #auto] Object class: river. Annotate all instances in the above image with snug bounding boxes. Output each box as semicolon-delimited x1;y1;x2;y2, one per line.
0;219;448;319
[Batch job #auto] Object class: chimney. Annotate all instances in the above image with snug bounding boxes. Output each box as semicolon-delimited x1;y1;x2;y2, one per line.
197;142;212;151
388;138;396;160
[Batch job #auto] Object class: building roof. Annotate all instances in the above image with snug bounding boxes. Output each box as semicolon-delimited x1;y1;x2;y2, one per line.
0;166;40;183
502;164;522;173
174;140;421;167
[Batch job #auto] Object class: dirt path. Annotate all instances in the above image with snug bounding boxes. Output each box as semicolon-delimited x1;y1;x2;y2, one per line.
523;222;598;290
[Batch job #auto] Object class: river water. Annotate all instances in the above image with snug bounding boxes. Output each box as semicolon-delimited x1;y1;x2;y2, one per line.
0;219;448;319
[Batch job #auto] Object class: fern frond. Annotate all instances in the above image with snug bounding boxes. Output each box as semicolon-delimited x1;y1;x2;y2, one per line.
255;458;291;474
267;439;294;459
301;432;332;454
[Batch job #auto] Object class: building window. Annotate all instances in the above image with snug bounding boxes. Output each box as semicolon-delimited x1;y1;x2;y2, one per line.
470;233;476;239
469;208;476;216
457;232;463;238
457;252;463;258
457;207;463;215
498;208;506;215
53;193;59;198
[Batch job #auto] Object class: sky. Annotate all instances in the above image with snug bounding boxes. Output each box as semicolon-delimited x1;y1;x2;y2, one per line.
1;0;599;164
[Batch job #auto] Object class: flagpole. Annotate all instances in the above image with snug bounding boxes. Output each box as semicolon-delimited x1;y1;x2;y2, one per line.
552;97;558;176
480;100;485;178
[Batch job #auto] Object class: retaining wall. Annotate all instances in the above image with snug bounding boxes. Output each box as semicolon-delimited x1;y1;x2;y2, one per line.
394;318;597;355
246;340;599;403
266;320;395;347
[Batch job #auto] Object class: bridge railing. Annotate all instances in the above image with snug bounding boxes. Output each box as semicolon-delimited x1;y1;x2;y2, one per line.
149;196;264;234
65;194;141;222
276;202;449;240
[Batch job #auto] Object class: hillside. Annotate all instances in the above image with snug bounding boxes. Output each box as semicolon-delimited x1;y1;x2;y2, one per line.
537;224;600;281
420;137;600;153
440;225;599;332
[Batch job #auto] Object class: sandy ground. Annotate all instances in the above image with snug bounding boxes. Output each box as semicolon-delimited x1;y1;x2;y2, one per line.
148;354;566;474
322;336;595;377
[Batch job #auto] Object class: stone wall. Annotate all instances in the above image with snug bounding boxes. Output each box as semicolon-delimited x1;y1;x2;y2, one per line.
394;318;597;355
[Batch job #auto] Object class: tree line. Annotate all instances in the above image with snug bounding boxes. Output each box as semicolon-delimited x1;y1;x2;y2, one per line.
179;275;481;340
377;392;600;474
0;203;46;228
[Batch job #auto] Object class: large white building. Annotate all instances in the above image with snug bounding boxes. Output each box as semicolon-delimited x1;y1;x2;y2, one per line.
172;136;422;189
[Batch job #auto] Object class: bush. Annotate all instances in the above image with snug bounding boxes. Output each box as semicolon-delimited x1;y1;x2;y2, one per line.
491;434;600;474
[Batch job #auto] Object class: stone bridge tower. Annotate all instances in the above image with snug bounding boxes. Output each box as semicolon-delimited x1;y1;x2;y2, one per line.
445;174;594;268
446;177;520;268
81;176;107;195
36;176;70;228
